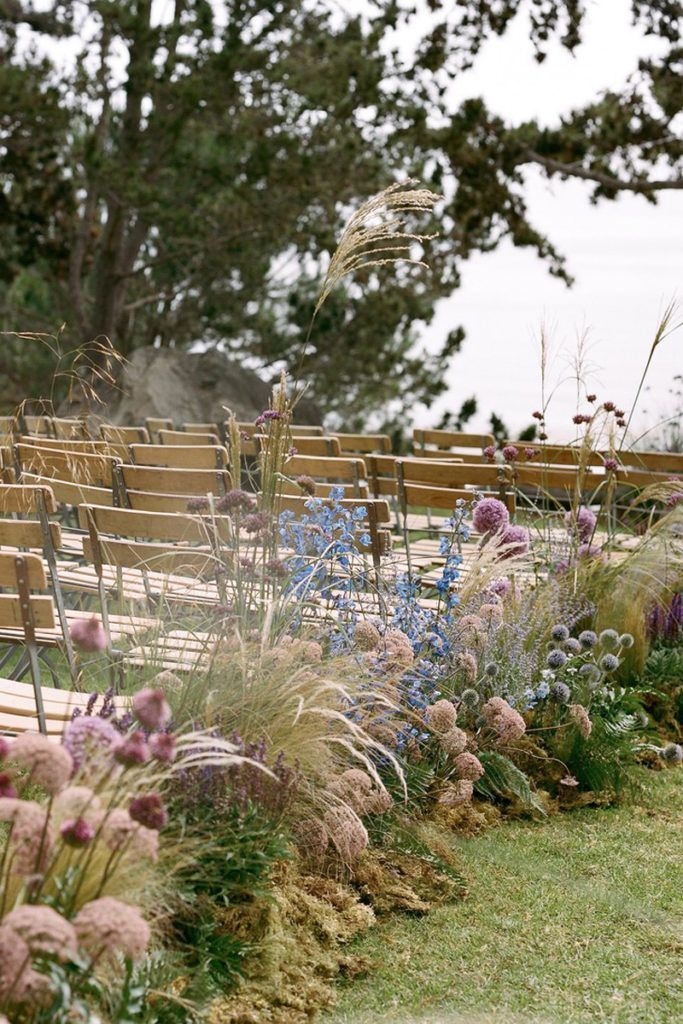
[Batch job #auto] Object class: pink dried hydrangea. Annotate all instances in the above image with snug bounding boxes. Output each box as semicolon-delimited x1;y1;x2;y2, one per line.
381;628;414;669
328;769;374;814
324;805;369;862
293;818;329;859
63;715;119;771
564;506;597;542
2;905;77;961
0;798;53;875
132;689;171;731
482;696;527;743
453;751;485;782
69;615;107;652
439;726;468;758
569;703;592;739
354;621;381;651
9;734;73;795
74;897;151;962
500;524;530;558
455;650;478;682
94;808;159;862
438;779;474;807
425;699;457;734
472;498;509;536
0;924;30;1002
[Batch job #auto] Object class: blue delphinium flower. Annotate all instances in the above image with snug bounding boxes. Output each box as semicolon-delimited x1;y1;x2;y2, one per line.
536;680;550;700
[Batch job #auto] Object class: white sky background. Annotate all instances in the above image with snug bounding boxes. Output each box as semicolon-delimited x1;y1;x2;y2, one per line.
406;0;682;439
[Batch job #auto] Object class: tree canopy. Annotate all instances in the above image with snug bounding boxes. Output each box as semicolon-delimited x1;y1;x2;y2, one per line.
0;0;680;421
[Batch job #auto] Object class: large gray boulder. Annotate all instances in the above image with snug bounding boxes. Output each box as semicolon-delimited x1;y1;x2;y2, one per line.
69;346;322;426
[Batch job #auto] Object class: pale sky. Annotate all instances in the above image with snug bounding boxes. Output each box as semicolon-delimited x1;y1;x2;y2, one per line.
409;0;682;439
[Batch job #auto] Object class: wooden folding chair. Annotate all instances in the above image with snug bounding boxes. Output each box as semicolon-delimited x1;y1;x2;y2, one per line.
100;424;151;445
0;676;127;738
612;449;683;476
14;444;121;508
413;428;495;463
279;454;367;498
506;442;604;468
333;432;392;455
158;428;220;446
145;417;174;441
115;464;232;507
129;444;229;470
264;435;341;457
50;417;92;440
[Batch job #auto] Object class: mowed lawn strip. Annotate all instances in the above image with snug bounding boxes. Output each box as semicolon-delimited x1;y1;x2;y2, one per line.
326;770;683;1024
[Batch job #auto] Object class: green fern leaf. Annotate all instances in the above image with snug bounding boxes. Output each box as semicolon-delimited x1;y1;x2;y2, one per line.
475;750;546;816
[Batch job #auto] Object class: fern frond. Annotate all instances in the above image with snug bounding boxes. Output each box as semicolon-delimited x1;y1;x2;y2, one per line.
475;751;546;816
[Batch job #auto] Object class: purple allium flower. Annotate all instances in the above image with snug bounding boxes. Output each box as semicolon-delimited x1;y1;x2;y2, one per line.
60;817;96;847
483;445;497;462
129;794;168;831
186;496;210;512
489;577;512;598
70;615;107;653
63;715;119;771
500;524;529;558
502;444;519;463
577;543;604;561
472;497;509;535
524;447;538;460
666;492;683;508
547;649;568;669
10;734;73;795
0;772;17;799
551;624;570;642
551;682;571;704
132;689;171;731
149;732;176;762
564;507;597;542
74;897;151;963
114;731;150;768
604;458;619;472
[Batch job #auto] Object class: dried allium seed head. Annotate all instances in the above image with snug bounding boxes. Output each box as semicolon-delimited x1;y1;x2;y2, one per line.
354;620;381;651
324;805;369;862
438;779;474;807
439;726;468;758
293;818;329;859
425;699;457;734
453;751;485;782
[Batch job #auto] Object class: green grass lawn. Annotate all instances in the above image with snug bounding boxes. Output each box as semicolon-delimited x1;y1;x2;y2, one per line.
326;770;683;1024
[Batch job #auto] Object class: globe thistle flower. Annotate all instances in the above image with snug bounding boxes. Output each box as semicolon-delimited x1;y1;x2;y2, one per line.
661;743;683;764
74;898;151;963
440;726;468;758
547;649;568;669
2;905;77;961
472;498;509;536
292;818;329;859
619;633;634;649
564;507;596;542
599;628;620;649
579;663;602;686
114;731;150;768
354;620;381;651
460;688;480;709
551;624;570;642
60;817;96;847
563;637;582;656
578;630;598;649
568;704;592;739
484;662;499;678
0;924;31;1002
8;734;73;795
481;696;526;743
425;699;457;734
453;751;484;782
0;772;17;799
600;653;620;673
132;688;171;731
438;779;474;807
149;732;176;762
500;524;530;558
502;444;518;463
63;715;119;771
0;798;53;874
551;682;571;704
324;805;369;862
70;615;108;652
129;794;168;831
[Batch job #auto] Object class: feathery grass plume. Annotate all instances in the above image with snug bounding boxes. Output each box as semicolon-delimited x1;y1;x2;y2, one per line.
621;300;681;444
225;410;243;498
313;180;440;320
594;505;683;673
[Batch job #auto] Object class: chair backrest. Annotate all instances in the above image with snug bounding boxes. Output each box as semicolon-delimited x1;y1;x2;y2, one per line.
261;435;341;457
19;436;109;454
512;463;607;500
0;551;55;631
144;417;174;440
116;463;232;500
15;444;119;488
158;428;220;446
364;454;399;498
413;428;495;460
129;444;228;469
333;432;392;455
21;415;51;436
612;449;683;476
505;443;604;468
280;454;367;498
0;676;125;737
275;494;392;565
237;422;324;437
50;417;91;440
100;424;151;445
183;421;221;436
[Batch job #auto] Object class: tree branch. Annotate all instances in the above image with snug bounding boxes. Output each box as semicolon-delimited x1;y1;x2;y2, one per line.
0;0;72;35
524;149;683;192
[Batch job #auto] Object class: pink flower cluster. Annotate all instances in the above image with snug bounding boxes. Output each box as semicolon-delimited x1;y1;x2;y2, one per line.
482;697;527;743
564;507;597;542
472;498;509;535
